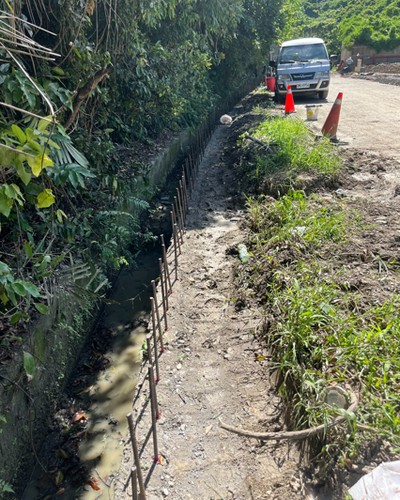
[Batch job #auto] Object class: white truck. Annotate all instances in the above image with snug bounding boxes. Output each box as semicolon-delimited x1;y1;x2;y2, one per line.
269;37;331;103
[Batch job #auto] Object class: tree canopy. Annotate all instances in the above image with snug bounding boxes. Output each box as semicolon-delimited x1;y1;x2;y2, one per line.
0;0;288;347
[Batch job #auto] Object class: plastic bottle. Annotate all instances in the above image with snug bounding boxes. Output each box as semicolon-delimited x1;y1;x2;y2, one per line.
238;243;249;263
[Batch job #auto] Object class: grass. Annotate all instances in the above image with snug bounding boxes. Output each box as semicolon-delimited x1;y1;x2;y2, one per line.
238;115;342;193
235;111;400;473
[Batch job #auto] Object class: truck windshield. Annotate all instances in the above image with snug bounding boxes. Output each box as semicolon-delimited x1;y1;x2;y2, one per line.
279;43;328;63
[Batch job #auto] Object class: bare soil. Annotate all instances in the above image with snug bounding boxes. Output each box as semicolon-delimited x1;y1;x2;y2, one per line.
114;80;400;499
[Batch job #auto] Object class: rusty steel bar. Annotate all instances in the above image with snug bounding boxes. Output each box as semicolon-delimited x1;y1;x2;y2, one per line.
180;177;188;214
174;196;184;240
131;467;138;500
171;204;182;247
150;297;160;382
172;218;179;279
160;234;172;295
158;259;168;332
149;363;160;420
127;413;146;499
148;364;159;462
151;280;164;349
171;208;182;256
176;188;185;231
158;257;168;311
188;153;195;191
146;333;153;367
184;158;192;196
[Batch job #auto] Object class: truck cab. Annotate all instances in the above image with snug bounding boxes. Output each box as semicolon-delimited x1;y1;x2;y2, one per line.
270;37;330;102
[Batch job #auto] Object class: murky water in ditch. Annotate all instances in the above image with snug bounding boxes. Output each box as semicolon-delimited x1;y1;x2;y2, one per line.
22;248;161;499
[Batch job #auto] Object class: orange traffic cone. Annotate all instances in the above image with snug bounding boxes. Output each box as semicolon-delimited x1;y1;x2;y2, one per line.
321;92;343;140
284;85;295;114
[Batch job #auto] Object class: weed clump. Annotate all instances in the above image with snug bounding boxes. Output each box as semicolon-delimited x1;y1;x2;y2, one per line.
237;116;342;195
235;112;400;487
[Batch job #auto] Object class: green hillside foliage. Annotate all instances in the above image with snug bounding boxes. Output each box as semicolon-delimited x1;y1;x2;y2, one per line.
301;0;400;53
0;0;288;345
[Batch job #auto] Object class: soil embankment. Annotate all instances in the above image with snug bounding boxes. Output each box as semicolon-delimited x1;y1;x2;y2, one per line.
116;75;400;499
116;102;303;499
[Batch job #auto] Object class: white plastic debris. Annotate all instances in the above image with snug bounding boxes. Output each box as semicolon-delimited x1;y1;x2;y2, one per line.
349;460;400;499
220;114;233;125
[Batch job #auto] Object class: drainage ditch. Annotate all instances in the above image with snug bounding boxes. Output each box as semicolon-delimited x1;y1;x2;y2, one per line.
20;105;215;500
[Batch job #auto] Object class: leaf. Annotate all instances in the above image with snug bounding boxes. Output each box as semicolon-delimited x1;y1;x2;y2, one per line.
0;195;12;217
27;154;54;177
10;311;23;324
24;241;33;258
16;163;32;186
23;351;37;381
34;302;49;315
55;470;64;486
36;189;55;209
11;124;26;144
11;281;27;297
21;281;41;297
56;209;67;224
87;479;100;491
37;116;53;132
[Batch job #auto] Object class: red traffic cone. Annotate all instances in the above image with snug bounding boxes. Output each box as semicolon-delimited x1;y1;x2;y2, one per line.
284;85;295;114
321;92;343;140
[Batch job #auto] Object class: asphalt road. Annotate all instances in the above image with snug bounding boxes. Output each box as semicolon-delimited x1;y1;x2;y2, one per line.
294;73;400;159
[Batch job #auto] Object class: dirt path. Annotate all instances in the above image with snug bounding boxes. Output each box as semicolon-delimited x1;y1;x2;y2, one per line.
116;120;303;499
294;73;400;159
114;75;400;500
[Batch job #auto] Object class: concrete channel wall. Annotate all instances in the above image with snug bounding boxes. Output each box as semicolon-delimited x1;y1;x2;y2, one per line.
0;76;258;493
0;128;194;493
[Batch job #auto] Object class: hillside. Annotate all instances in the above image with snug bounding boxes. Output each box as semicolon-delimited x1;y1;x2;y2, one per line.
301;0;400;52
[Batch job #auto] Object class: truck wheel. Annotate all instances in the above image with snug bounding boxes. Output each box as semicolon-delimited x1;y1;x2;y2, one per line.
319;91;328;100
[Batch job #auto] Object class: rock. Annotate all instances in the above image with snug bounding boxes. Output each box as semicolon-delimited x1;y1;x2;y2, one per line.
161;488;169;496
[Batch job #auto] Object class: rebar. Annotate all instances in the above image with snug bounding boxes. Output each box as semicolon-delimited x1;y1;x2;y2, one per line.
126;413;146;499
131;467;138;500
151;280;164;349
148;364;159;461
160;234;172;294
158;262;168;331
150;297;160;382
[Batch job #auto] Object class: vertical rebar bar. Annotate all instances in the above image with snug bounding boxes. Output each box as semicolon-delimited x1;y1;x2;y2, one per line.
171;217;179;279
126;413;146;499
150;297;160;381
158;266;168;332
180;177;188;214
151;279;164;349
171;205;182;246
184;158;191;196
190;152;196;190
158;258;168;311
149;363;160;420
160;234;172;294
176;188;185;230
131;467;138;500
174;196;184;239
146;333;153;367
148;364;159;461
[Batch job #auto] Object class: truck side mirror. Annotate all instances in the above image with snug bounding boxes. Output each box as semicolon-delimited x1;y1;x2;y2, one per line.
269;60;277;68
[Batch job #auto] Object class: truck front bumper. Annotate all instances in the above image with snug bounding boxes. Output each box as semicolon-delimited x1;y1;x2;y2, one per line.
277;79;329;94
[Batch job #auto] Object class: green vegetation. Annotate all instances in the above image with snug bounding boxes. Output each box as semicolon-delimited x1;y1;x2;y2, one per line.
0;0;292;350
238;116;341;193
236;113;400;470
299;0;400;53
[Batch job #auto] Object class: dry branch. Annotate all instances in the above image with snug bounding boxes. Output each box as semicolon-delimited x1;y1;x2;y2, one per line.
64;66;110;130
219;391;358;441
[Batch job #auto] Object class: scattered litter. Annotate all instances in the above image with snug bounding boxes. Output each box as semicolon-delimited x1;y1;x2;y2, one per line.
238;243;250;263
220;114;233;126
349;460;400;499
